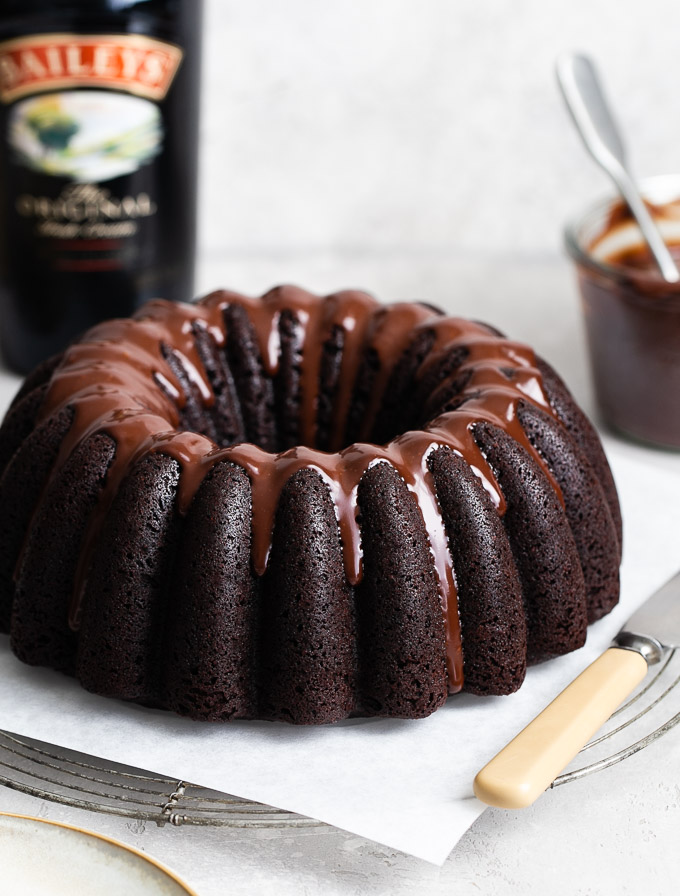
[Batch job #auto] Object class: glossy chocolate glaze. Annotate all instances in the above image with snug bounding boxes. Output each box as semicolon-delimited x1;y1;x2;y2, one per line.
35;286;563;693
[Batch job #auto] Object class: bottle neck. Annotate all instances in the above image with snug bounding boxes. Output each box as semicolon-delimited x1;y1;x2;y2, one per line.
0;2;201;42
0;1;176;13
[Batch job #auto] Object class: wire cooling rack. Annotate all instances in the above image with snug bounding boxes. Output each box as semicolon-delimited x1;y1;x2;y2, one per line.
0;649;678;826
0;731;319;828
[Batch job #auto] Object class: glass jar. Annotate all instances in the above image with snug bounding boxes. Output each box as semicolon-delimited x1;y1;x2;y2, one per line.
565;174;680;449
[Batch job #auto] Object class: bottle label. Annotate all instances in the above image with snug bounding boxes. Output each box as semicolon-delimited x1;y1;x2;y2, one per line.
9;89;164;183
0;33;183;279
0;34;183;103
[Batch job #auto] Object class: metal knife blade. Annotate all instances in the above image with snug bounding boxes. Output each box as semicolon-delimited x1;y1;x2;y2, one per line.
613;570;680;661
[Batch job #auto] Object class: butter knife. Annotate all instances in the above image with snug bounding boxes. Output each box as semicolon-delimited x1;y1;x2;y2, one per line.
473;571;679;809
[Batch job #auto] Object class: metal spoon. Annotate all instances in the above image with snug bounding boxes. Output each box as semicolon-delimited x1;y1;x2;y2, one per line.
557;52;680;283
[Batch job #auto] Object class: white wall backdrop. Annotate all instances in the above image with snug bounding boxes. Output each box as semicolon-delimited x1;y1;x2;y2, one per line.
197;0;680;263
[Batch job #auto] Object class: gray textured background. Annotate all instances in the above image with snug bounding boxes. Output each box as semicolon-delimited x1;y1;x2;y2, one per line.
198;0;680;264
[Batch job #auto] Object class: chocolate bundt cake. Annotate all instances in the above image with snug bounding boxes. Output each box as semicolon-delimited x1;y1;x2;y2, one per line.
0;286;622;724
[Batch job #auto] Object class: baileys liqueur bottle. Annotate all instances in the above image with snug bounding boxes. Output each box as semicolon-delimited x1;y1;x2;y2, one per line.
0;0;202;372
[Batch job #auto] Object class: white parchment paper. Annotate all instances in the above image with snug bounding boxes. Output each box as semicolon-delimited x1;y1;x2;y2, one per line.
0;437;677;864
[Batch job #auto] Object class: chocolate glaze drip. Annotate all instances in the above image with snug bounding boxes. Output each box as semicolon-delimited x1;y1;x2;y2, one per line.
35;286;562;694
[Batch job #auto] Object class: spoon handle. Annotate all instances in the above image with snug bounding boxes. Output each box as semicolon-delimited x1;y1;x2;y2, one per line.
557;53;680;283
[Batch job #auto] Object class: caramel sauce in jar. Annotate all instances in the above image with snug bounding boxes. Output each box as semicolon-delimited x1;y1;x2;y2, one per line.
566;181;680;448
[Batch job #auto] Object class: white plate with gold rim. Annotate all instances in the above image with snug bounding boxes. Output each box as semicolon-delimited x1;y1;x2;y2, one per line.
0;812;196;896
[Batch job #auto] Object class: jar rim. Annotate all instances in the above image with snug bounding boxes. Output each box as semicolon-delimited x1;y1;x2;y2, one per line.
564;173;680;288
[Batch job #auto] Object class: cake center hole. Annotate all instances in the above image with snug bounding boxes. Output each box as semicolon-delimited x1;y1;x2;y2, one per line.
157;330;472;453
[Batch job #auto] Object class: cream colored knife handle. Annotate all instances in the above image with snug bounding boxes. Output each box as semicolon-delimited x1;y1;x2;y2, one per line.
473;647;648;809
